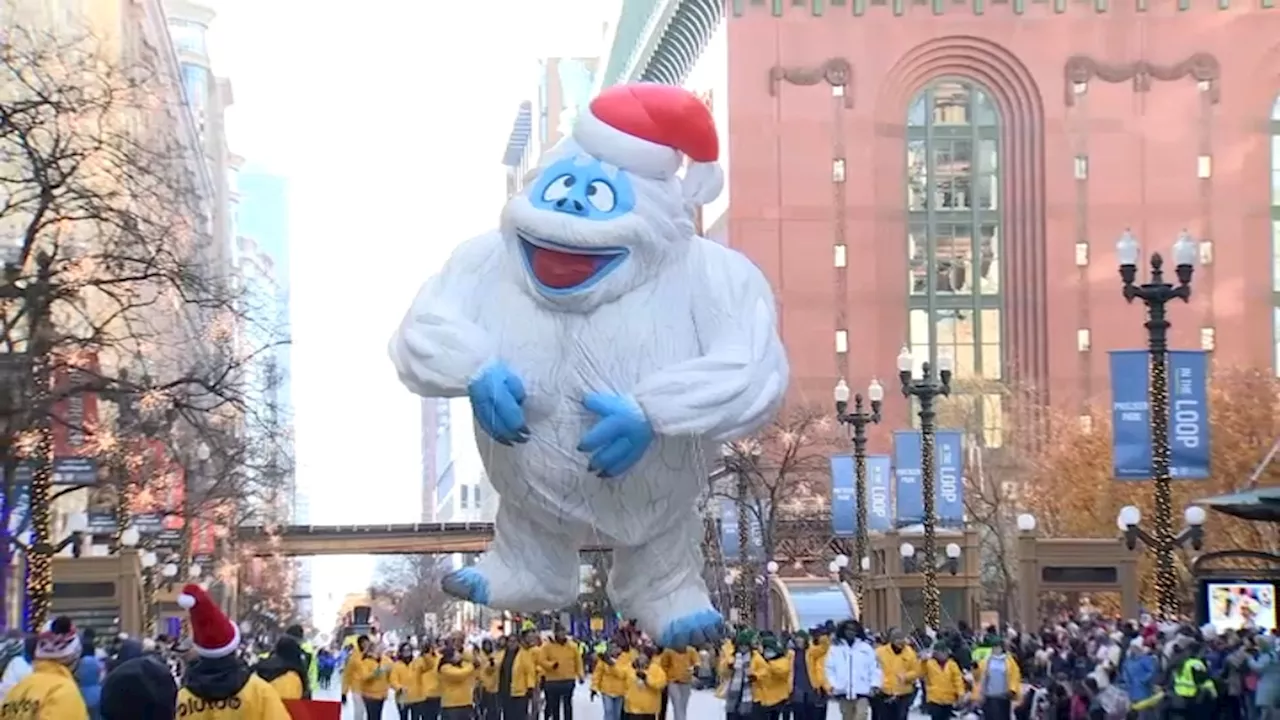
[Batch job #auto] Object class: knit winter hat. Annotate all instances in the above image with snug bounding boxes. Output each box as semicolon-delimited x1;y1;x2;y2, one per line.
572;83;724;206
100;656;178;720
35;616;82;664
177;583;240;658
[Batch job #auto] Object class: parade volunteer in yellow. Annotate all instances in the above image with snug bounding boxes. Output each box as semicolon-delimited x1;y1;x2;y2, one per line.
753;636;794;714
658;645;699;720
590;641;635;718
390;643;426;716
493;634;538;720
437;647;477;718
348;643;393;720
877;630;921;717
537;626;584;719
621;649;667;719
0;616;89;720
416;644;443;718
173;584;291;720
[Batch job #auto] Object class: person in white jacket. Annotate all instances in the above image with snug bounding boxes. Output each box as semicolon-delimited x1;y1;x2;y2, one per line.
825;620;883;720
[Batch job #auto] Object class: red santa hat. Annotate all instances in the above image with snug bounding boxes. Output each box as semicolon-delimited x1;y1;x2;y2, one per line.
572;83;724;206
177;583;240;658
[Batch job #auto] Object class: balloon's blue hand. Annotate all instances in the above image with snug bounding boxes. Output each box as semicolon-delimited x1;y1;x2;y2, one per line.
467;362;529;445
577;393;653;479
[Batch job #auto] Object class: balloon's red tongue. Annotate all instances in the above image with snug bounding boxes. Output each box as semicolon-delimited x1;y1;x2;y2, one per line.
530;246;599;289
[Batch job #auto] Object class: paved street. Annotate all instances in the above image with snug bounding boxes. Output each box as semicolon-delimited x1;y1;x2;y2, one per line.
316;683;906;718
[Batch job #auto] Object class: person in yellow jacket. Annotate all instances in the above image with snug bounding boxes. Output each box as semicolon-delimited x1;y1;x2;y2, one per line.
527;633;544;719
591;640;635;720
971;638;1022;720
717;630;769;718
493;633;538;720
753;635;794;717
620;647;667;719
171;584;291;720
657;643;699;720
254;635;311;700
537;626;583;720
476;639;500;719
921;643;966;720
390;643;426;718
876;630;920;720
437;646;476;719
416;641;443;719
349;644;393;720
341;637;370;720
0;616;89;720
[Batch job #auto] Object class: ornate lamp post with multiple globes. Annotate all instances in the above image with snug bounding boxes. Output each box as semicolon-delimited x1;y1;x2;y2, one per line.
833;378;883;607
896;346;952;630
1115;229;1198;619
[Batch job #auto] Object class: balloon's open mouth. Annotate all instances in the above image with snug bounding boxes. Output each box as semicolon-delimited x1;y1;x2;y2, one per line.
519;234;628;292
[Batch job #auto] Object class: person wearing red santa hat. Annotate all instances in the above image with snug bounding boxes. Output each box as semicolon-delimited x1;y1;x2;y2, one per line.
173;584;290;719
0;615;90;719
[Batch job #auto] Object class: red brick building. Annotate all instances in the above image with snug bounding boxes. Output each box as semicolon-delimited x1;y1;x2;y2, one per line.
599;1;1280;442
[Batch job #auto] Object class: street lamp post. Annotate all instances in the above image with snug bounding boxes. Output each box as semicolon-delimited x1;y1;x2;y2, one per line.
1117;504;1207;615
897;346;952;630
834;378;884;608
1116;229;1198;619
140;550;158;636
900;541;962;576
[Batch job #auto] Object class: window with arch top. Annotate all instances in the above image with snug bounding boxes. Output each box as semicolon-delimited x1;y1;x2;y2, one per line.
905;79;1006;446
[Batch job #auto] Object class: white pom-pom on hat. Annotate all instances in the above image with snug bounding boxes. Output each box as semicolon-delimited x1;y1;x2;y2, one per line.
177;593;196;609
682;161;724;206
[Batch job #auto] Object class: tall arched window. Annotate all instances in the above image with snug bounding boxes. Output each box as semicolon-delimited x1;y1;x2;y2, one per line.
905;79;1005;446
1272;94;1280;375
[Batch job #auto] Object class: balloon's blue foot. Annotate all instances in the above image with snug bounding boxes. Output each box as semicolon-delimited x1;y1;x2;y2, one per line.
658;609;726;649
441;567;490;605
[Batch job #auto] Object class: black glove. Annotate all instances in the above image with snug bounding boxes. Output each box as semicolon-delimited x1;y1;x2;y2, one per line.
552;662;559;669
590;690;599;701
340;694;347;704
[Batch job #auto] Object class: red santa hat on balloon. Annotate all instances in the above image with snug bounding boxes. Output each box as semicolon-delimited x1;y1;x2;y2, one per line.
572;83;724;206
177;583;240;658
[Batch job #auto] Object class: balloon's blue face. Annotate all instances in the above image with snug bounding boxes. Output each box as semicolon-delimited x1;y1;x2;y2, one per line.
514;158;638;296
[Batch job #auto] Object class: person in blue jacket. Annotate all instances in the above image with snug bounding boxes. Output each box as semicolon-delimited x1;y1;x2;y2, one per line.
76;627;105;720
1119;638;1157;716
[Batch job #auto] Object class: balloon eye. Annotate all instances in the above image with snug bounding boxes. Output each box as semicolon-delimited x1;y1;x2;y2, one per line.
541;174;575;202
586;181;616;213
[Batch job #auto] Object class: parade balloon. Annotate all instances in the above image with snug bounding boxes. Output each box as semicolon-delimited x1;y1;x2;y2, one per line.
389;83;789;648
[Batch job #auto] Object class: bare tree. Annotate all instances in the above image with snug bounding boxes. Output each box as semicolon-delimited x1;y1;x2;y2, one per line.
0;24;289;628
372;556;458;637
710;407;839;618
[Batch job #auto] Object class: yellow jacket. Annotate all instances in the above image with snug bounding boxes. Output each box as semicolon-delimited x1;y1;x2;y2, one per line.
876;645;920;697
354;656;393;699
267;671;304;701
622;663;667;715
0;661;88;720
971;654;1022;700
715;650;769;701
493;647;538;698
341;648;364;695
591;651;636;698
476;651;499;694
537;640;584;682
658;648;699;684
921;657;965;705
177;673;291;720
438;661;477;709
390;659;425;704
805;645;832;693
417;653;441;699
754;652;794;708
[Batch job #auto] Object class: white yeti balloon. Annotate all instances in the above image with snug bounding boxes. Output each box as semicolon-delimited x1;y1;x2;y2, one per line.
389;83;789;647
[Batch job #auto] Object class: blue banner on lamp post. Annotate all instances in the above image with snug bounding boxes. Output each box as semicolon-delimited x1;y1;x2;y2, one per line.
1109;349;1211;480
893;431;924;526
935;430;965;526
719;496;764;561
830;455;855;537
867;455;893;532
